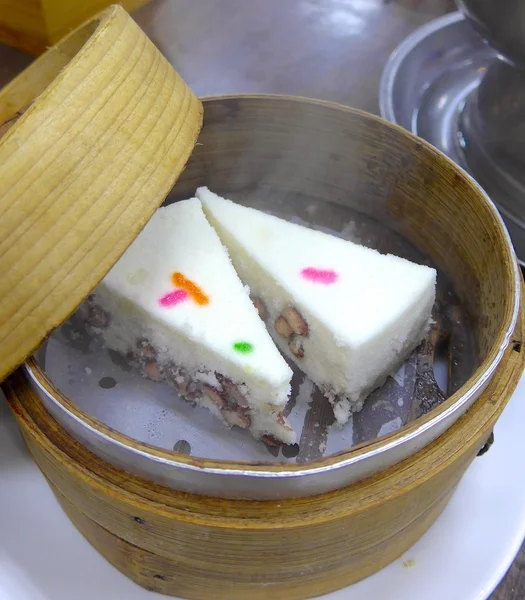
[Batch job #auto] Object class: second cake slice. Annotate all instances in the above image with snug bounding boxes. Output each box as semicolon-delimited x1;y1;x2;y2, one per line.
198;187;437;425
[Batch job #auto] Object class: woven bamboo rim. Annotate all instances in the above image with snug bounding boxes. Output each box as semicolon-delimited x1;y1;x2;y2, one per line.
0;4;203;381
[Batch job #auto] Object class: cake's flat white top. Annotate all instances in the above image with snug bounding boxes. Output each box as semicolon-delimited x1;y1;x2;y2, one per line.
197;188;436;346
2;375;525;600
103;198;291;388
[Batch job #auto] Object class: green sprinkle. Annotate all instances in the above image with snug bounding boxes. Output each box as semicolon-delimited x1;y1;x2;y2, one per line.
233;341;254;354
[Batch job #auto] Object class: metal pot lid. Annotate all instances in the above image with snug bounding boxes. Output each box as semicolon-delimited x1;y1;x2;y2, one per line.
379;12;525;265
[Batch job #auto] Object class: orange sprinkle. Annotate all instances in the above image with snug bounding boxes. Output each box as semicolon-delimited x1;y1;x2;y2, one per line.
172;272;209;306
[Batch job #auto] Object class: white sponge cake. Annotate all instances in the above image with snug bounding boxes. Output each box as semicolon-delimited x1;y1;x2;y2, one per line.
81;198;295;445
198;187;437;425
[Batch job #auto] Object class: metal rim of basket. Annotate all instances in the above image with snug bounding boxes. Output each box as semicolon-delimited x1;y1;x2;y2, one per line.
22;95;522;481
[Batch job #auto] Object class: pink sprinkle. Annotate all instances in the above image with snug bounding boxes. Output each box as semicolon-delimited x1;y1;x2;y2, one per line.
159;288;189;307
301;267;338;285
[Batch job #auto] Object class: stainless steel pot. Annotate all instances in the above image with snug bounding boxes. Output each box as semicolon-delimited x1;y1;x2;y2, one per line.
457;0;525;68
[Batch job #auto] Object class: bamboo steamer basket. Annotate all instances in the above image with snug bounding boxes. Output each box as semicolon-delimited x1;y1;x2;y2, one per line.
0;4;203;382
2;90;525;598
8;97;522;499
4;311;523;599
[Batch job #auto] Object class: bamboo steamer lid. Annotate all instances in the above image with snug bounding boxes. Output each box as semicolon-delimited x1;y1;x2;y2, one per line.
0;5;203;381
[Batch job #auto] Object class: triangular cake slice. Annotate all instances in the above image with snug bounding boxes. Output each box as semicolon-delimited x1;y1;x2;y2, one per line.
80;198;295;445
197;187;437;425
